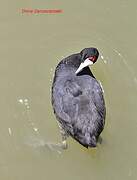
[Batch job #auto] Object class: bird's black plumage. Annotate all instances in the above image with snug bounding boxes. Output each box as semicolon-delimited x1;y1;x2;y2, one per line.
52;48;106;148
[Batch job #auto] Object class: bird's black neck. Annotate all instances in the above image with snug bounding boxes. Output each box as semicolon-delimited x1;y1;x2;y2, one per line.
77;67;95;78
55;53;95;78
61;53;81;68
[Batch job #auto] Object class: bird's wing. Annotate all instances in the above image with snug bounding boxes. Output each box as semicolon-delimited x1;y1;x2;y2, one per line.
52;76;105;135
52;77;82;123
90;80;106;120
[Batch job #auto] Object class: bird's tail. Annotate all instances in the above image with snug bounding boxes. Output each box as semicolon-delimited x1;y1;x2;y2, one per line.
74;132;97;148
84;133;97;147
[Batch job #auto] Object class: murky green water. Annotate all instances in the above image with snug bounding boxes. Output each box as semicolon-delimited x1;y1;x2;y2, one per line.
0;0;137;179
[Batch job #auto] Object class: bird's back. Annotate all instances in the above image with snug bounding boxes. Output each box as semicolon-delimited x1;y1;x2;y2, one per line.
52;72;106;148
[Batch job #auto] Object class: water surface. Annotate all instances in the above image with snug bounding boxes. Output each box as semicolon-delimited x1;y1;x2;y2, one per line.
0;0;137;179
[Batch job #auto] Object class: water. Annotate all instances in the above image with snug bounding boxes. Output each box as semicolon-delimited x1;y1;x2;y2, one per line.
0;0;137;179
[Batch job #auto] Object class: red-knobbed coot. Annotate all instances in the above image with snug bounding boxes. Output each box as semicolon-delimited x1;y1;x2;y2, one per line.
52;47;106;149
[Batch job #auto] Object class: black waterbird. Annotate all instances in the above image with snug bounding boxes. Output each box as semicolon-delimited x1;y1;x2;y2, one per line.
51;47;106;148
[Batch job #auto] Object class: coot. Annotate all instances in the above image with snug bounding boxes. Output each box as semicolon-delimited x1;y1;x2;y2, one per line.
52;47;106;148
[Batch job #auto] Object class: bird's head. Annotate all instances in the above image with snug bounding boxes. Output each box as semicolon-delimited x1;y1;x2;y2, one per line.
75;47;99;74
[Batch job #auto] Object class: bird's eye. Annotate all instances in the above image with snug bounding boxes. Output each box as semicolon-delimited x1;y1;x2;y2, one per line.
88;56;97;62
